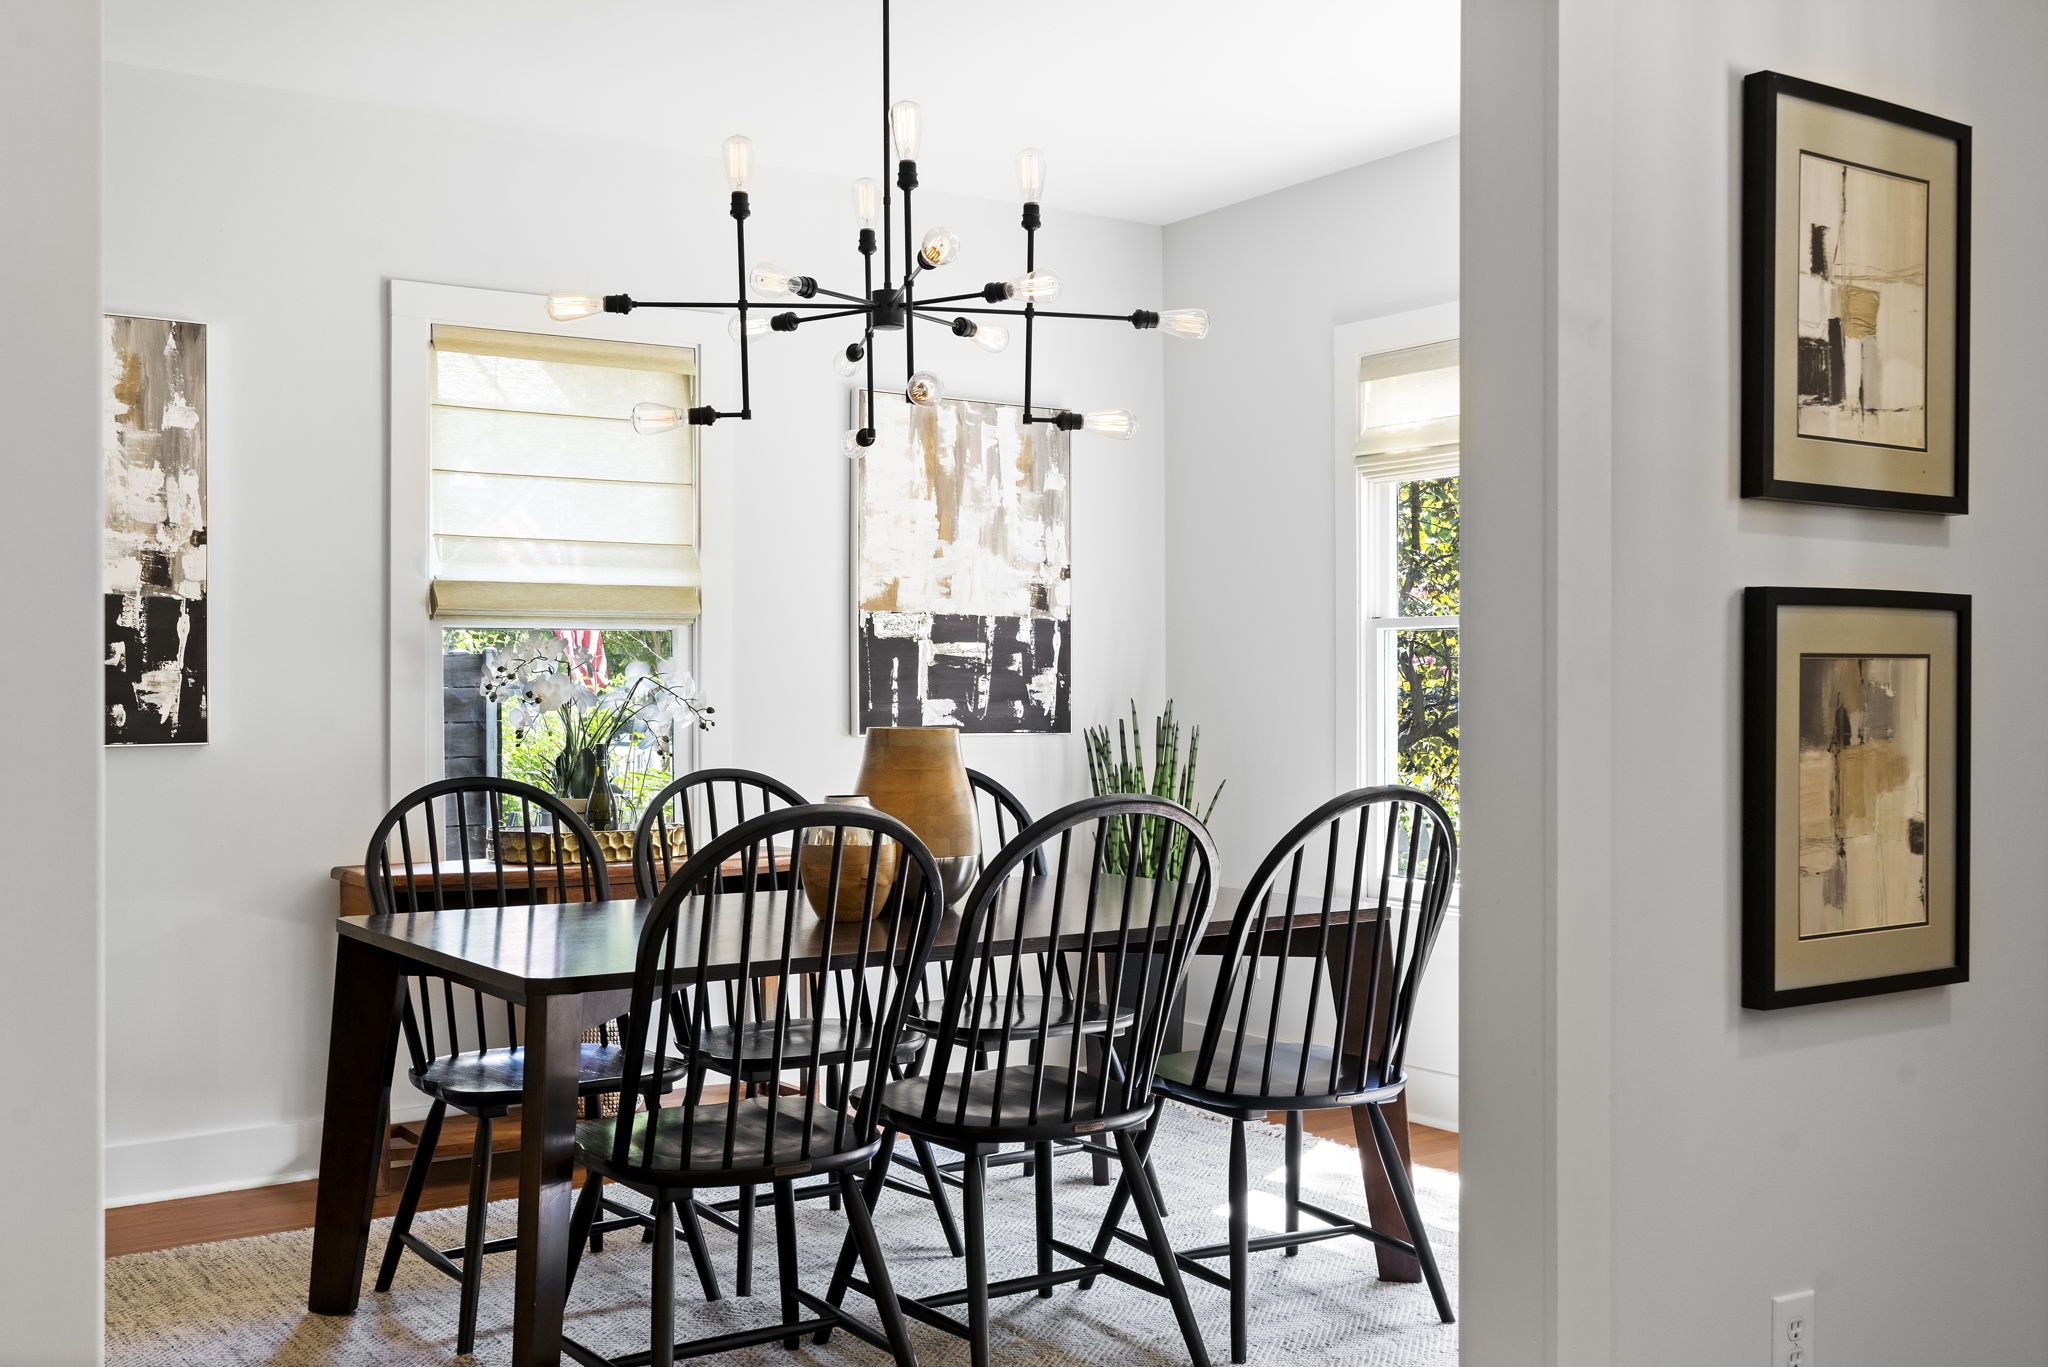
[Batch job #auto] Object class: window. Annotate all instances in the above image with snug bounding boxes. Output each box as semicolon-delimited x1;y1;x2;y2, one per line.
427;323;702;809
428;325;700;624
1356;339;1460;830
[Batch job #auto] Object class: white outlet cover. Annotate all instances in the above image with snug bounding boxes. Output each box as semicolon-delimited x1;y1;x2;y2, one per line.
1772;1290;1815;1366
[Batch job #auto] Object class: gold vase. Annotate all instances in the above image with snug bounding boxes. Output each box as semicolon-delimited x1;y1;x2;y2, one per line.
854;726;979;904
799;795;901;922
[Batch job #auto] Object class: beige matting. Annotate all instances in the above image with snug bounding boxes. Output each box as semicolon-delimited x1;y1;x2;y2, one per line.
107;1105;1458;1365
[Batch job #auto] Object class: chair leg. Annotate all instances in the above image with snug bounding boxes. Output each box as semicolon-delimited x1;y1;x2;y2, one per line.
734;1182;757;1296
837;1170;922;1367
650;1196;677;1367
588;1173;607;1254
1083;1102;1166;1290
1366;1103;1454;1324
910;1136;965;1256
375;1099;444;1292
1228;1120;1250;1364
1283;1111;1303;1257
676;1192;723;1302
818;1128;899;1343
1117;1128;1212;1367
825;1066;846;1211
773;1182;803;1349
564;1171;604;1299
963;1151;992;1367
456;1114;494;1358
1033;1140;1056;1298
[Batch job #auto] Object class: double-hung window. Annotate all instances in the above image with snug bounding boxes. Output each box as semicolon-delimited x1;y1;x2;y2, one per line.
1355;338;1460;831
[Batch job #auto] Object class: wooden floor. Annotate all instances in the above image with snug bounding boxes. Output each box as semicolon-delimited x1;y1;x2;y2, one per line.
107;1118;1459;1259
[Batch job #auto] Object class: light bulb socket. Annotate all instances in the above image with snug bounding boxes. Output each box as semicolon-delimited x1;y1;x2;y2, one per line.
1053;411;1084;432
950;317;978;338
858;228;877;256
856;427;876;447
1021;202;1042;232
845;342;866;363
688;406;721;426
604;294;636;314
1130;310;1160;330
729;191;751;221
770;312;801;332
897;159;919;193
981;281;1010;304
788;275;819;299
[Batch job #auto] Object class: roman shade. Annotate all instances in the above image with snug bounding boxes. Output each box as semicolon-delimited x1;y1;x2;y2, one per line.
429;324;701;623
1355;338;1459;479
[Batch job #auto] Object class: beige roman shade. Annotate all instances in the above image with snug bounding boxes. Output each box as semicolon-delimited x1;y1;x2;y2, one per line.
429;324;701;624
1355;338;1459;478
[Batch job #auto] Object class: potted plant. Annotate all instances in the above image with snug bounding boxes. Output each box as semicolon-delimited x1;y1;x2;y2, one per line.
1083;700;1224;880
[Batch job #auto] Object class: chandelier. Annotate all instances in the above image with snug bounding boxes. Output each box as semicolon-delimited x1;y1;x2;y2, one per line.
544;0;1207;456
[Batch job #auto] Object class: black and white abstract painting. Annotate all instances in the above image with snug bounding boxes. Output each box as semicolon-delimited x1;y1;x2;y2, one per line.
1796;152;1928;449
853;394;1070;734
104;315;208;746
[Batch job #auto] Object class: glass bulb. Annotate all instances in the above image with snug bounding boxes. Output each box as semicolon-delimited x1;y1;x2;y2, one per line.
842;428;871;459
833;343;865;377
1016;147;1047;204
632;403;682;435
749;262;799;298
1004;270;1062;303
723;134;752;192
546;292;605;323
728;313;771;341
906;371;943;407
1081;409;1138;440
918;226;960;269
890;101;923;161
851;177;881;230
971;322;1010;353
1156;308;1210;340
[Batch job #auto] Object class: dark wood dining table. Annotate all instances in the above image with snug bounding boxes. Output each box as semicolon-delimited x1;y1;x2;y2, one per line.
306;880;1422;1367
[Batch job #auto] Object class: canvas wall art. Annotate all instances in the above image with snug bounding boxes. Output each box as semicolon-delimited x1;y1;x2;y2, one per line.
104;315;208;746
1742;72;1970;514
1744;587;1969;1010
853;392;1071;734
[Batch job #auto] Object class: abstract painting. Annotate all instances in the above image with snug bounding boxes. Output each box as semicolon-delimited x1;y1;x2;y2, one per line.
1742;71;1969;514
104;315;208;746
853;393;1070;733
1797;654;1929;937
1743;587;1969;1010
1796;154;1928;449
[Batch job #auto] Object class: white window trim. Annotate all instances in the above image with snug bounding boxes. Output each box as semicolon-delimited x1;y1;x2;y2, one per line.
1331;301;1460;793
386;281;733;803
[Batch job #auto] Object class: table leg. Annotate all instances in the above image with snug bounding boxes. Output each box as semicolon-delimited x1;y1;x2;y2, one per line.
510;992;583;1367
1316;925;1422;1282
308;936;406;1314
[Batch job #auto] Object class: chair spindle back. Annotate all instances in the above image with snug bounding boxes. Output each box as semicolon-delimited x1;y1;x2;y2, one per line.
633;767;807;897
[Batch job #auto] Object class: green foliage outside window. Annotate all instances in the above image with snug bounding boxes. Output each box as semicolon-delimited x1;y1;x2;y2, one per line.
1392;476;1460;827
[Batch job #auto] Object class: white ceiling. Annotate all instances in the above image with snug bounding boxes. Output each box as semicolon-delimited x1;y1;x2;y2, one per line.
103;1;1459;225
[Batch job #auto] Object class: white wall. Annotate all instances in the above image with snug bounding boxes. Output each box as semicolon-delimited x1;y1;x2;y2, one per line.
0;3;104;1360
1161;141;1462;1127
1464;1;2048;1363
101;65;1167;1203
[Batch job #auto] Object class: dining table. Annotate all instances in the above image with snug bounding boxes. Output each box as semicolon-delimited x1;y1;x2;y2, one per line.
305;875;1423;1367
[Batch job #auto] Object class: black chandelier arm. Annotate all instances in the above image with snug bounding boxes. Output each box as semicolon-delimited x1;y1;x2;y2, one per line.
787;307;874;326
620;298;862;312
733;209;753;418
911;288;987;307
809;285;871;305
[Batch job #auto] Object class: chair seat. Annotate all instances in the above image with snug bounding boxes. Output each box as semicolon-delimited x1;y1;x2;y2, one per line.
873;1063;1151;1144
693;1018;924;1077
905;994;1133;1046
1153;1044;1403;1114
576;1095;880;1188
413;1044;683;1111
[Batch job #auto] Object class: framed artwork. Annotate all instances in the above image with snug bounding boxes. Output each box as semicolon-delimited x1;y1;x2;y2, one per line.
1741;72;1970;514
104;314;209;746
852;391;1071;734
1742;587;1969;1009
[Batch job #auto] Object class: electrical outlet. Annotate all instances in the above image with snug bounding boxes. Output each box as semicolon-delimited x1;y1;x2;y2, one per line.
1772;1290;1814;1367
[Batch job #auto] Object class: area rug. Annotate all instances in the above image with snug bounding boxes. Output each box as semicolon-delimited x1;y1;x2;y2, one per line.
106;1105;1457;1365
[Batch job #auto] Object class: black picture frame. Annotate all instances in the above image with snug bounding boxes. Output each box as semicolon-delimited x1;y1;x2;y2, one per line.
1742;587;1971;1009
1741;71;1971;514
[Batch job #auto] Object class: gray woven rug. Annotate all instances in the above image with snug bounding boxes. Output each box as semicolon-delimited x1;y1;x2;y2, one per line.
106;1105;1457;1365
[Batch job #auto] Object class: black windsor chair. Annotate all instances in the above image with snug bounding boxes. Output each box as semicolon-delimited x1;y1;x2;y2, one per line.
562;803;946;1367
822;793;1222;1367
365;777;690;1357
1093;786;1458;1361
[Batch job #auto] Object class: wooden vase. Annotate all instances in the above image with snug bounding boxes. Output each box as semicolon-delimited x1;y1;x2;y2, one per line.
853;726;979;904
799;796;901;922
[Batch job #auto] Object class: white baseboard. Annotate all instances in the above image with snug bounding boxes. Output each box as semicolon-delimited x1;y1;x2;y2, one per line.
105;1099;436;1208
1402;1064;1460;1133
